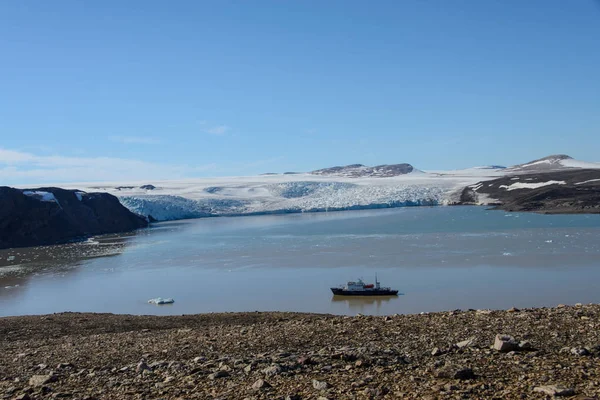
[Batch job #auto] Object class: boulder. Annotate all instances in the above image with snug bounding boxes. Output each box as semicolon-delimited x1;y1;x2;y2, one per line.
494;335;519;352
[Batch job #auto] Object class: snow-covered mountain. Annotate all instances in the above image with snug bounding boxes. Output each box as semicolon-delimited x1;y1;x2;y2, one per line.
57;156;598;221
505;154;600;173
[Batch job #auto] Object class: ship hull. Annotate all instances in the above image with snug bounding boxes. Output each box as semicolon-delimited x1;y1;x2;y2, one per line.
331;288;399;296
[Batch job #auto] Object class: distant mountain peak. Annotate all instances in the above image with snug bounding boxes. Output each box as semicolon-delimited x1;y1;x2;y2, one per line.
532;154;573;162
508;154;575;173
311;163;414;178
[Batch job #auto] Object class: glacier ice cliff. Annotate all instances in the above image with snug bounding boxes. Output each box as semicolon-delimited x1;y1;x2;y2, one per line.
118;181;447;221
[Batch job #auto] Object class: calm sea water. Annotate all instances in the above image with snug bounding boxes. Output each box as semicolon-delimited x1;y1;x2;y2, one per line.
1;206;600;317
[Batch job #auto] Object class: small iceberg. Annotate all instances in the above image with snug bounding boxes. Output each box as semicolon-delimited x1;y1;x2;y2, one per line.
148;297;175;305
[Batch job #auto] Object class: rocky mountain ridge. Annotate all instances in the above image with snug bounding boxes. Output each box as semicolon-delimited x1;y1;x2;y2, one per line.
311;163;414;177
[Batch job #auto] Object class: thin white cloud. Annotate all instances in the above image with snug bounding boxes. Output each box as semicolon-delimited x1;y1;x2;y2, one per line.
199;120;230;136
204;125;229;135
109;136;162;145
0;147;216;185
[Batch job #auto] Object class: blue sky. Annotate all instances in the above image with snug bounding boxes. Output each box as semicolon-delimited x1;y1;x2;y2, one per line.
1;0;599;184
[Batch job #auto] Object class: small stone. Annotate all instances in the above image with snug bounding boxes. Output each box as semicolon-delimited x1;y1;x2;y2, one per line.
444;383;459;391
4;387;17;395
431;347;443;356
312;379;329;390
518;341;534;351
435;367;476;380
243;364;253;373
15;394;31;400
252;379;271;390
456;337;475;348
571;347;591;356
493;334;519;352
208;370;230;379
262;364;283;376
297;356;312;365
136;361;152;373
193;356;205;363
533;385;575;397
29;375;56;387
163;376;175;383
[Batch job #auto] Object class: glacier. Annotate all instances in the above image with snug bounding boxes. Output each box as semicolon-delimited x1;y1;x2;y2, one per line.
27;155;600;223
66;171;498;222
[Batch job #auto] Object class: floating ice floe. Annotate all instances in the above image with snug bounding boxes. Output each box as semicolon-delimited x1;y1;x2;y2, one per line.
148;297;175;305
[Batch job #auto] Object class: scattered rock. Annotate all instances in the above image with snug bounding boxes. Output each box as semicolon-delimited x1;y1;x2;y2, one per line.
435;367;476;380
518;341;534;351
2;306;600;399
571;347;591;356
262;364;283;376
208;370;230;379
297;355;312;365
136;361;152;373
28;374;56;387
493;334;520;352
456;337;475;348
533;385;575;396
252;379;271;390
4;387;17;395
312;379;329;390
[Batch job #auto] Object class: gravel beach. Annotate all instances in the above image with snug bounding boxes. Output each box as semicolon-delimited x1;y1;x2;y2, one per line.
1;305;599;399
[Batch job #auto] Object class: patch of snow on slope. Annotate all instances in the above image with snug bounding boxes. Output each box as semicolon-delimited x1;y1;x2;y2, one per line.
22;191;58;203
575;179;600;185
500;181;566;191
518;159;552;168
560;159;600;169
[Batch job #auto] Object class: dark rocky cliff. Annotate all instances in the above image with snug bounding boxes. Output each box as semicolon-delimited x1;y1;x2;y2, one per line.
0;187;148;250
459;169;600;214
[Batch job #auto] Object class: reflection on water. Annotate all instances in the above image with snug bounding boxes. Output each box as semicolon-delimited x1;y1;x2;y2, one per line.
0;231;141;303
331;295;401;313
1;206;600;317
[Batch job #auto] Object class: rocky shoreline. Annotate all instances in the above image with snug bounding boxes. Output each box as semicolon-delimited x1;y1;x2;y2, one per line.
1;305;599;399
